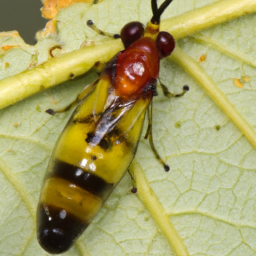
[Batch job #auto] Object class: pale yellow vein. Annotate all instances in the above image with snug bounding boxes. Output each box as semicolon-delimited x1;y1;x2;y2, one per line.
0;158;36;219
130;158;190;256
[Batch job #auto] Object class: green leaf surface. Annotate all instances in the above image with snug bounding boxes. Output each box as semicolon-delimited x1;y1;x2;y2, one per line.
1;0;256;255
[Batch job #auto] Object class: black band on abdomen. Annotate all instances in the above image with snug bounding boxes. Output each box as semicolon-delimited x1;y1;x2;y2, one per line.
47;159;114;200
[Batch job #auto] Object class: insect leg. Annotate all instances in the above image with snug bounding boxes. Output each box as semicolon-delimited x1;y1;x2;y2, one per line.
93;61;107;75
144;108;151;140
46;78;99;115
158;79;189;98
145;101;170;172
87;20;120;39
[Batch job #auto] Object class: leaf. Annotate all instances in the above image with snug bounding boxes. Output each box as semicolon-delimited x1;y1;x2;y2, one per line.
41;0;104;19
1;0;256;255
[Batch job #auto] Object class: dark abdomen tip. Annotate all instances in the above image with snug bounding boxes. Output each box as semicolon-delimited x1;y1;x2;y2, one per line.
37;204;88;254
37;226;72;254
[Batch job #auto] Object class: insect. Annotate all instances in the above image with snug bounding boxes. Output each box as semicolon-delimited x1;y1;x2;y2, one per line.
36;0;188;254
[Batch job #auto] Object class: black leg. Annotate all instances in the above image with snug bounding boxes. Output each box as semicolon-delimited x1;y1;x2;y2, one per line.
46;79;99;115
87;20;120;39
159;79;189;98
145;102;170;172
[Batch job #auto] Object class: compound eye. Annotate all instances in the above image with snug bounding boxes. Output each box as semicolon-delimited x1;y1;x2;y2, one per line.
156;31;175;59
120;22;144;48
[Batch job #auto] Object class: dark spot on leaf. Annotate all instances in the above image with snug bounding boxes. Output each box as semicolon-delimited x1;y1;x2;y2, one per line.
131;187;137;194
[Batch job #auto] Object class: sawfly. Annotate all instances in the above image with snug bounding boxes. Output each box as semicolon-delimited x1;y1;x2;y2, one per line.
37;0;188;253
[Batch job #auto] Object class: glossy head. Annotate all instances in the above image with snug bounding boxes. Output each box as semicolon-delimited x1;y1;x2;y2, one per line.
146;0;175;58
120;0;174;51
120;21;144;48
115;0;175;98
114;37;160;98
156;31;175;59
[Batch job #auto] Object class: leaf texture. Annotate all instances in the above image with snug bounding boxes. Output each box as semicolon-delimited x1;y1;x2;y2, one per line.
1;0;256;255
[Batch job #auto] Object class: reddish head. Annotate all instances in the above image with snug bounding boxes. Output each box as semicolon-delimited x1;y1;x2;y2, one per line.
114;37;159;98
114;0;175;99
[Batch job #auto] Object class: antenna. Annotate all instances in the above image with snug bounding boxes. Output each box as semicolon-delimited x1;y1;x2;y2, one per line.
150;0;173;24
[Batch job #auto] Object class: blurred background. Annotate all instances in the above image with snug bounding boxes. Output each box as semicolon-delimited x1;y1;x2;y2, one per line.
0;0;46;45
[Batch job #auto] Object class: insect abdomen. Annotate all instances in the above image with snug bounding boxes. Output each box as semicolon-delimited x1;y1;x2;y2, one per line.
37;76;151;254
37;159;113;254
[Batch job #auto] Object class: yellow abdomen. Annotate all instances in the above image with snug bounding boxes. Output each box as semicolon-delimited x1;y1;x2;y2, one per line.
36;75;151;254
